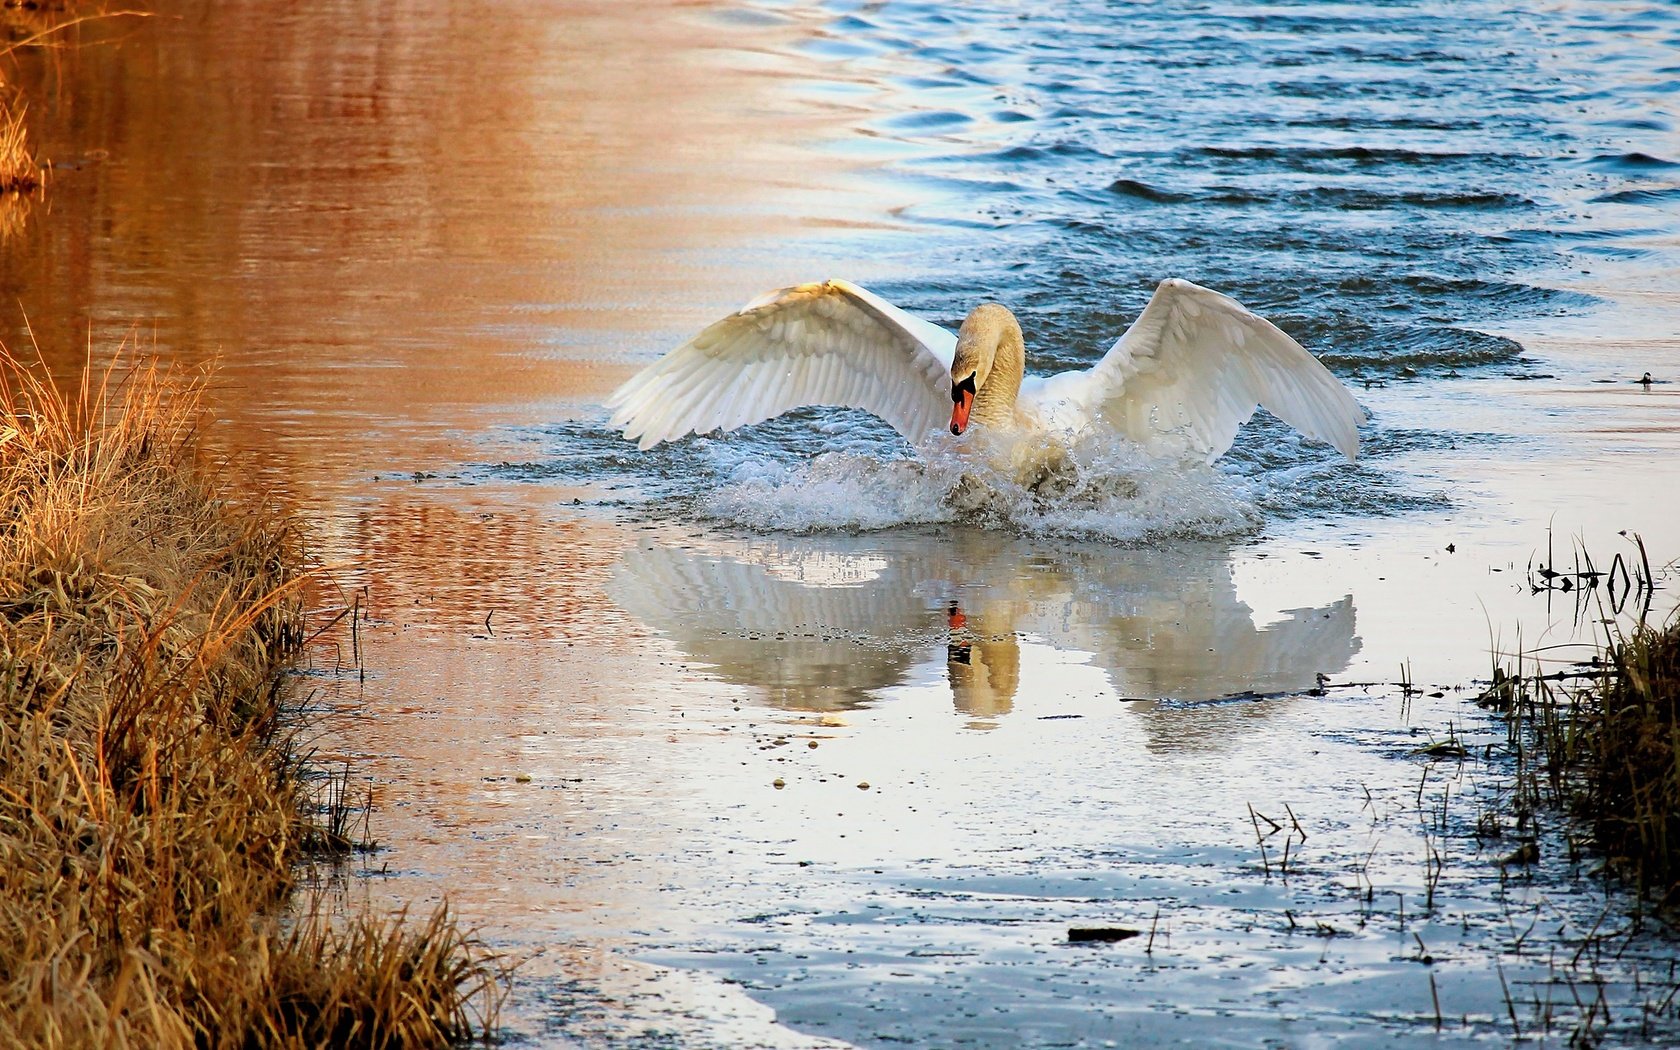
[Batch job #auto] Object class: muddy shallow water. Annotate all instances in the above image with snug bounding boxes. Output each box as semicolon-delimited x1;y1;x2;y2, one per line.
8;0;1680;1046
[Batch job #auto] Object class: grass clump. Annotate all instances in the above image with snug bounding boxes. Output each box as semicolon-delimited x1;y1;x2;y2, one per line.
1578;621;1680;898
0;97;38;194
1486;538;1680;903
0;349;503;1047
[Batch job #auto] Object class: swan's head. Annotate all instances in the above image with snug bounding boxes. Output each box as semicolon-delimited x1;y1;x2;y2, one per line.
950;303;1015;435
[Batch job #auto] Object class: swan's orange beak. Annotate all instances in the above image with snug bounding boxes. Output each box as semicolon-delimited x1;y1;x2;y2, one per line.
947;602;971;665
950;376;976;435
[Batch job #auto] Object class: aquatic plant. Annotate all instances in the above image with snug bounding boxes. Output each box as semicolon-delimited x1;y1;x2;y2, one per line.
1485;537;1680;901
1577;619;1680;898
0;348;504;1046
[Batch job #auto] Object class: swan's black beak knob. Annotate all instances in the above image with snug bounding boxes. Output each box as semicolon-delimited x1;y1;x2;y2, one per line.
950;376;976;435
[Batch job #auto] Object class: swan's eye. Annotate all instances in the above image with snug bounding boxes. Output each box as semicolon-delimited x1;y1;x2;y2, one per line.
951;374;976;403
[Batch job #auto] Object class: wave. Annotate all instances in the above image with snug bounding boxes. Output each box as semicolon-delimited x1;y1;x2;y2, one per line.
1102;179;1529;211
1106;178;1193;203
1187;145;1509;166
1590;186;1680;206
1582;151;1680;173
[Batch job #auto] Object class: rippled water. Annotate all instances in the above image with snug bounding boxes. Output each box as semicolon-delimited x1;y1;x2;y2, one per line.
489;0;1680;542
8;0;1680;1047
488;1;1680;1039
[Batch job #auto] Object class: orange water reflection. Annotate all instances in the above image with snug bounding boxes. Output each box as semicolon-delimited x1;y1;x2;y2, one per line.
2;0;861;498
1;5;881;1037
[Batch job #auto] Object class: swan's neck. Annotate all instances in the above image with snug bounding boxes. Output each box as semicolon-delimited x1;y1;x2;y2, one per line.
957;304;1027;430
975;321;1025;428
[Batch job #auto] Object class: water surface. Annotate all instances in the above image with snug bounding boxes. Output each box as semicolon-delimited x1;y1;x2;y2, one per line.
7;0;1680;1046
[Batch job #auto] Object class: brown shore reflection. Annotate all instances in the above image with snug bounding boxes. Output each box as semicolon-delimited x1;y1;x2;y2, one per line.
314;483;637;642
609;529;1362;744
0;0;860;500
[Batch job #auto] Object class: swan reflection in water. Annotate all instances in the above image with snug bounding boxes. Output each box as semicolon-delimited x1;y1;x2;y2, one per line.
945;602;1019;725
608;530;1359;744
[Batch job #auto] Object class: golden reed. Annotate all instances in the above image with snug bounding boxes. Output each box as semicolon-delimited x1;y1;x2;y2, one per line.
0;348;503;1048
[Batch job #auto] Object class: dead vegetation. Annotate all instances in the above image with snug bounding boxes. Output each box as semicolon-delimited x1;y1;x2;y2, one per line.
1583;621;1680;897
1482;534;1680;902
0;348;503;1047
0;97;37;194
0;2;152;200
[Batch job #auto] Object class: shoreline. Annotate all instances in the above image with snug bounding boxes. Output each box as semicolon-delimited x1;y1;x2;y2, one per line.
0;352;502;1045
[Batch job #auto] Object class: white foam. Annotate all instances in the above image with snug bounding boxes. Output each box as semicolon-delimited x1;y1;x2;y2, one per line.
695;431;1261;542
701;452;957;532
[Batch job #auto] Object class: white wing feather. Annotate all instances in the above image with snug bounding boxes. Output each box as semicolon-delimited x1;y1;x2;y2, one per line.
606;280;956;450
1036;278;1365;462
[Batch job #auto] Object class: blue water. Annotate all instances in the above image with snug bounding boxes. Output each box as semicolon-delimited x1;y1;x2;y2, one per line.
803;0;1672;364
502;0;1680;542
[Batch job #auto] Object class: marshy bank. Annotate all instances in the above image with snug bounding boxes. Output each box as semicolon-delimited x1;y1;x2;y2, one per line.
1577;621;1680;900
1486;547;1680;905
0;351;503;1047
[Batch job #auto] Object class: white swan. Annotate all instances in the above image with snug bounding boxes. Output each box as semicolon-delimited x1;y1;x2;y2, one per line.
607;278;1365;463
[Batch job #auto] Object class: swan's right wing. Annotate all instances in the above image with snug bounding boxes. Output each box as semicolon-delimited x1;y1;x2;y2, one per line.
606;280;957;449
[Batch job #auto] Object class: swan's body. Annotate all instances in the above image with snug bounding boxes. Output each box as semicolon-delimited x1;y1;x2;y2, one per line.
607;278;1365;463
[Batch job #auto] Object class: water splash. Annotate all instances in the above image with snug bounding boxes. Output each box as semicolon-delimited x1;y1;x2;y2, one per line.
695;429;1263;542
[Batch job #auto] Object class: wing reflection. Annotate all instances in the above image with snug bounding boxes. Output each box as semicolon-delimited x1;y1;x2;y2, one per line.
609;537;944;711
609;529;1361;742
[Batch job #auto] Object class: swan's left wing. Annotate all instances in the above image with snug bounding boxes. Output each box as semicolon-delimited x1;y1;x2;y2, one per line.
1041;279;1365;462
606;280;956;450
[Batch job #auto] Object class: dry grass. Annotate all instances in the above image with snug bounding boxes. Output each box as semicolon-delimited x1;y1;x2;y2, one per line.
1577;621;1680;898
1484;540;1680;903
0;347;504;1047
0;1;149;199
0;95;40;195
